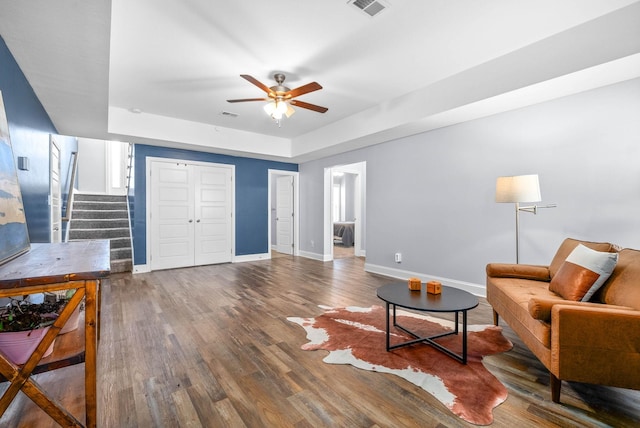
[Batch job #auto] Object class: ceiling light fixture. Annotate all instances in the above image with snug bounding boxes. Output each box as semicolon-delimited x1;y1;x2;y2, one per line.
263;98;294;127
227;73;327;127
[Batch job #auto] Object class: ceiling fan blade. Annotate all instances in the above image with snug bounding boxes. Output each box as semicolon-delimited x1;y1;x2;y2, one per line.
286;82;322;98
226;98;268;103
240;74;273;95
289;99;328;113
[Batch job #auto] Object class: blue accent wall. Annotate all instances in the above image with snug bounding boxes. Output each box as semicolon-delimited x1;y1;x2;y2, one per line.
0;36;77;243
133;144;297;265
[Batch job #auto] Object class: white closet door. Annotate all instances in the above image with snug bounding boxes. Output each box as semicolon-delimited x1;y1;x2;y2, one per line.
151;162;195;270
194;165;232;265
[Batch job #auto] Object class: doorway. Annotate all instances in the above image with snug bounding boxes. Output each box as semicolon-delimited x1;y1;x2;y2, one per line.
325;162;366;260
268;170;299;258
77;138;129;195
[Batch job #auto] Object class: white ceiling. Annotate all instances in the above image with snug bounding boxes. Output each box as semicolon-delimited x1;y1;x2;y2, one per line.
1;1;639;162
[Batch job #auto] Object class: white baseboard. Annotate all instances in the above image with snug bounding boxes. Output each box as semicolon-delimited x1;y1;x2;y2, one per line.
299;250;332;262
133;264;150;274
364;263;486;298
233;253;270;263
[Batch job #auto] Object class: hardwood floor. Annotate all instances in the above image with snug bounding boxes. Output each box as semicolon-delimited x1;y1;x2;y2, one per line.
2;255;639;427
333;244;355;259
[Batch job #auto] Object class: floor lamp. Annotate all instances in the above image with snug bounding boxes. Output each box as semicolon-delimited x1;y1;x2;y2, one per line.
495;174;555;263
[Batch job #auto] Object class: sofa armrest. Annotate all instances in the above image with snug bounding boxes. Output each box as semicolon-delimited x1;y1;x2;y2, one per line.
528;298;632;322
486;263;550;281
551;305;640;388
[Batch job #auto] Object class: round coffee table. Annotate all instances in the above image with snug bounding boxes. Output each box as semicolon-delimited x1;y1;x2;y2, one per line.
377;282;479;364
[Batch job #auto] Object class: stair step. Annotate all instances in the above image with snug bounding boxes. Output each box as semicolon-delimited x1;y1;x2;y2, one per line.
110;258;132;273
111;247;132;260
70;218;129;229
69;228;130;240
73;201;128;211
110;237;131;249
74;194;127;203
72;210;128;220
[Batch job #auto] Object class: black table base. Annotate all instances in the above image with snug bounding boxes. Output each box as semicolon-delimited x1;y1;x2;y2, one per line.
385;303;470;364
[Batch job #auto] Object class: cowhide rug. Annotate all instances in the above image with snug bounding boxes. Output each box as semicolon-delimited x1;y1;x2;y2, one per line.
287;305;513;425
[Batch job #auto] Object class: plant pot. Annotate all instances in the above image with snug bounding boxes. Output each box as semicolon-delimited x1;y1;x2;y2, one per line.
0;327;55;364
60;304;81;334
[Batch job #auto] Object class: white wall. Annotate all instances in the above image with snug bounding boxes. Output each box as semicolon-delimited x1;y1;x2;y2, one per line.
299;78;640;291
77;137;107;193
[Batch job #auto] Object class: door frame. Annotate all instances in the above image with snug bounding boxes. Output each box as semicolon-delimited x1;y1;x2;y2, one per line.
145;157;236;270
49;136;62;243
325;162;366;260
268;169;299;257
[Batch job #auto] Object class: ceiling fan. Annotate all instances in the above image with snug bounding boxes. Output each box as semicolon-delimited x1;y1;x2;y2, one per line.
227;73;328;124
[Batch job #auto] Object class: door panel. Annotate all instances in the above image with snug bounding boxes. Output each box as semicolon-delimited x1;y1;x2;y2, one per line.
194;165;232;266
151;162;194;270
276;175;294;254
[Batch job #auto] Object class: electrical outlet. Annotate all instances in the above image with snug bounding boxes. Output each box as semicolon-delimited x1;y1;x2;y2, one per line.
395;252;402;263
311;240;315;248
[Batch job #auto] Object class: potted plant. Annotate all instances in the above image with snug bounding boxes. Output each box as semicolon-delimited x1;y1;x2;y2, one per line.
0;297;61;364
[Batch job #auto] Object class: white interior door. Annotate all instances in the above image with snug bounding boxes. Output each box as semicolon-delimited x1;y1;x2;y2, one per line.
275;175;294;254
151;162;194;270
194;165;232;265
150;160;234;271
49;138;61;243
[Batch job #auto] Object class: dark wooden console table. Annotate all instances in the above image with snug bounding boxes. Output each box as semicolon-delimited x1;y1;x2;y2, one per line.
0;240;110;427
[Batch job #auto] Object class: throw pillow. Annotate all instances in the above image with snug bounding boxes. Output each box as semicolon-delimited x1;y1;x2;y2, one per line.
549;244;618;301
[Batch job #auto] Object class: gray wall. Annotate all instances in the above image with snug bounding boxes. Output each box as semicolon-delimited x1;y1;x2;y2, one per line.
299;78;640;290
344;173;357;221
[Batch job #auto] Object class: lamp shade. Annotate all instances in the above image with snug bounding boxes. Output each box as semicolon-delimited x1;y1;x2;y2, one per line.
495;174;541;203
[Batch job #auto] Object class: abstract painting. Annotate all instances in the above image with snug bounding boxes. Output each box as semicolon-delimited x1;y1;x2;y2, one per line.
0;91;30;265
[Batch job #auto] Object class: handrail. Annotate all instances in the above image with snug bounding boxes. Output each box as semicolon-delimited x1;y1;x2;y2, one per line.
126;142;133;192
62;151;78;223
125;143;135;267
62;151;78;242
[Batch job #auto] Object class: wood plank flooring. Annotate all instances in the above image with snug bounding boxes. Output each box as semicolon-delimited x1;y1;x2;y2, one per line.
2;254;639;427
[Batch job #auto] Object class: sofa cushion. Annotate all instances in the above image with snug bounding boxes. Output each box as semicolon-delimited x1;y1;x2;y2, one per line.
595;248;640;310
549;244;618;301
528;297;632;322
486;263;550;281
548;238;618;279
487;276;555;349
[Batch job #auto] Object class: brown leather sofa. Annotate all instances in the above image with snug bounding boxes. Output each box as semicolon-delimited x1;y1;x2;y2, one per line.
486;238;640;402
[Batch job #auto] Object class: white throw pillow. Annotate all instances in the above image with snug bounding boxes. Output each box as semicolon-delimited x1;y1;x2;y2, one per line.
549;244;618;301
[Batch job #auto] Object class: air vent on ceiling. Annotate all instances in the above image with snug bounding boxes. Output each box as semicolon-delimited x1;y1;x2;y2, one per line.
220;111;239;118
348;0;388;17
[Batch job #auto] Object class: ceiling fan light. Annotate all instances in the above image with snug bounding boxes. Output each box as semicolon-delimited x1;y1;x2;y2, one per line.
285;104;295;118
263;101;276;116
275;100;288;114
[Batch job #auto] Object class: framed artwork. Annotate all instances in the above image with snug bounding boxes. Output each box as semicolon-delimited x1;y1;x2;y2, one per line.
0;91;30;265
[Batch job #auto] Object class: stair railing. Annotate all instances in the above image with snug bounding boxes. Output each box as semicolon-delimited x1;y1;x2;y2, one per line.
62;151;79;242
125;143;135;268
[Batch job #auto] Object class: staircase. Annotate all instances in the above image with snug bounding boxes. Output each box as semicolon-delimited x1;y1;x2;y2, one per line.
68;194;133;273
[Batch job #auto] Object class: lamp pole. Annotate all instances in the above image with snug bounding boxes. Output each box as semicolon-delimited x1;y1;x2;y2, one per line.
515;202;521;264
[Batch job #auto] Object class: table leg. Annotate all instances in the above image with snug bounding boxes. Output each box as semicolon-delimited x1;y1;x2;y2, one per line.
462;310;468;364
384;308;470;364
454;311;459;334
385;303;391;351
85;279;98;428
